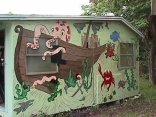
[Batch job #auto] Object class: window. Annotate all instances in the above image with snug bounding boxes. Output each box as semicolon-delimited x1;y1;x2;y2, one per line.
25;37;58;75
118;42;136;70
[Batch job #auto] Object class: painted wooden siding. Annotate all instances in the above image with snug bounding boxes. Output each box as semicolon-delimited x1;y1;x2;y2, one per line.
11;20;139;117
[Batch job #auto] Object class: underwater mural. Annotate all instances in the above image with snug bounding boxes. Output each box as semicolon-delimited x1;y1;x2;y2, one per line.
13;19;140;116
14;20;106;95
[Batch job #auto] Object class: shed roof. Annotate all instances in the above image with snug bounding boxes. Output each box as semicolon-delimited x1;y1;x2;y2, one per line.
0;14;144;38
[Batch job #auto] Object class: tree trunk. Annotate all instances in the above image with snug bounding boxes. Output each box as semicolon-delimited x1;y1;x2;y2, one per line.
148;42;156;84
148;15;156;84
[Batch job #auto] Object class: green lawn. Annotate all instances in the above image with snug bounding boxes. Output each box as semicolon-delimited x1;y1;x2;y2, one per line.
90;78;156;117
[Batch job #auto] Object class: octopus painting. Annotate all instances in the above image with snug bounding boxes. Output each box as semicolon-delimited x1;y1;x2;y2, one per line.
26;20;71;88
27;20;71;49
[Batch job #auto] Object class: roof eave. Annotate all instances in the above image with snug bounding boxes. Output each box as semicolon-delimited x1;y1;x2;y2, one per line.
0;15;144;39
121;18;144;39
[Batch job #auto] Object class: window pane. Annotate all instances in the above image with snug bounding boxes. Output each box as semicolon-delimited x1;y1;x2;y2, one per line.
120;43;134;54
26;37;57;54
120;55;134;68
26;56;58;74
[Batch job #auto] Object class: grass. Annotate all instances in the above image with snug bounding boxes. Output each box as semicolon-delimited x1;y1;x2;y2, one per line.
140;79;156;102
90;78;156;117
117;78;156;117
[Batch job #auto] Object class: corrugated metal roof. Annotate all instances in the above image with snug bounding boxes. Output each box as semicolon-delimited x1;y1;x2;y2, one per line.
0;14;144;38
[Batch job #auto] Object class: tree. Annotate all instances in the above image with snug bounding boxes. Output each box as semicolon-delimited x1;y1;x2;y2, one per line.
7;11;13;15
81;0;156;84
82;0;150;30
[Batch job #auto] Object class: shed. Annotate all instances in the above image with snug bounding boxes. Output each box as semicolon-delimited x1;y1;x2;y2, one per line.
0;15;144;117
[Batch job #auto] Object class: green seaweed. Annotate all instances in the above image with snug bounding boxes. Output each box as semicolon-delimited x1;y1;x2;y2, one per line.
125;70;131;91
103;90;116;102
82;60;94;90
130;69;136;90
14;82;30;100
65;69;77;88
104;97;107;102
124;69;136;91
113;90;116;95
109;95;113;100
47;81;62;102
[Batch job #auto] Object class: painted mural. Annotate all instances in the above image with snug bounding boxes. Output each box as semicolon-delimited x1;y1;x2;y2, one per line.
14;20;106;95
13;20;140;116
98;63;115;91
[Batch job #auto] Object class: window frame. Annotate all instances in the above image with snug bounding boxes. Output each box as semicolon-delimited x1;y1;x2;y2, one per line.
118;41;136;70
25;37;59;75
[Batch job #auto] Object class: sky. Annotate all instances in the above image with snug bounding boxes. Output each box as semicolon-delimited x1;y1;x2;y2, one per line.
0;0;89;15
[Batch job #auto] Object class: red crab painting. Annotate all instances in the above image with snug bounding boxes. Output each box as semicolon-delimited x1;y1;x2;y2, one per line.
98;63;115;91
105;42;115;58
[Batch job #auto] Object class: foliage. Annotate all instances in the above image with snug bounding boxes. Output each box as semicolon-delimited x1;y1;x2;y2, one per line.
141;73;149;79
7;11;13;15
123;0;150;31
81;0;150;31
139;78;156;104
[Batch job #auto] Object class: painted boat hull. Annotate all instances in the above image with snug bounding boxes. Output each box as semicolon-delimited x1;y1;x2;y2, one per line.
14;25;106;94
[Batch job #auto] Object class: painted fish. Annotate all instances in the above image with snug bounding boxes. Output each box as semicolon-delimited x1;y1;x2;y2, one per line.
14;100;34;114
118;80;127;89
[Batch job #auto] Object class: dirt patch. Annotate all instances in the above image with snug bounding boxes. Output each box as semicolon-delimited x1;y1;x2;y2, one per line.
89;99;156;117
